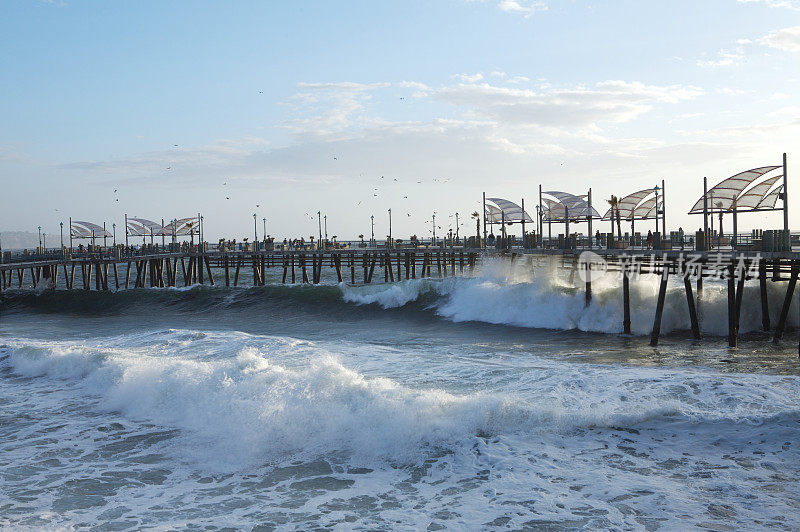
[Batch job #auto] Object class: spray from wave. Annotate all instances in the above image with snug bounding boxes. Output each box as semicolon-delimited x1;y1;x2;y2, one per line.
342;256;800;336
4;330;798;472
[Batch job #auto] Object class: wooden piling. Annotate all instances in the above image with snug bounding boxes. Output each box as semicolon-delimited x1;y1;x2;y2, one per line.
773;263;798;344
649;266;669;347
623;269;631;335
759;262;770;331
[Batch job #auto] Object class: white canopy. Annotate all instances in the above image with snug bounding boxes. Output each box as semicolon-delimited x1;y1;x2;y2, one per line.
542;191;600;220
689;166;780;213
735;175;782;210
485;198;534;223
71;220;112;238
602;189;655;221
127;217;167;236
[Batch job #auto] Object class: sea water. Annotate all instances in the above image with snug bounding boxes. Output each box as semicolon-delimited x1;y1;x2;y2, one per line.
1;257;798;530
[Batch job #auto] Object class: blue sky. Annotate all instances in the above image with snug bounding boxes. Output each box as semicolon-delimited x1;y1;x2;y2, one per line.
2;0;799;241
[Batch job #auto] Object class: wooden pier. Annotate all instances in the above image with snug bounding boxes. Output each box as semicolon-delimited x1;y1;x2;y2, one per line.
0;249;479;291
2;247;800;355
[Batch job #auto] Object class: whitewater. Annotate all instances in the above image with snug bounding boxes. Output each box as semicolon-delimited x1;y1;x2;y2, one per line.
1;257;799;530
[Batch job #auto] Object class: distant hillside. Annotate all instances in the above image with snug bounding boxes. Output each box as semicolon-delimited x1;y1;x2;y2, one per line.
1;231;40;251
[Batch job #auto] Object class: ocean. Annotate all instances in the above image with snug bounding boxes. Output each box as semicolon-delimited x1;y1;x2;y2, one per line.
1;257;798;530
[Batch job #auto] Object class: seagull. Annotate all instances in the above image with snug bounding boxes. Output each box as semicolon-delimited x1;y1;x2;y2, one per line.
259;91;263;94
174;144;178;147
114;189;117;193
333;156;337;160
223;182;227;185
226;197;230;200
407;213;411;217
393;178;397;181
403;196;408;199
166;166;172;170
374;194;378;197
116;199;119;202
357;201;362;205
417;181;422;184
399;97;405;100
256;204;260;208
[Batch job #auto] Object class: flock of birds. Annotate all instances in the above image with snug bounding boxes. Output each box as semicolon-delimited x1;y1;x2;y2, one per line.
104;138;472;235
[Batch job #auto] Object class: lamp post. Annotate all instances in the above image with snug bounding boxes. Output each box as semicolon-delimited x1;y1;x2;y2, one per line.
317;211;322;246
388;208;392;248
112;223;116;247
324;215;328;240
653;185;660;235
370;215;374;246
432;213;436;245
60;222;64;255
38;226;42;253
253;213;258;245
263;218;266;242
455;212;459;242
43;233;46;251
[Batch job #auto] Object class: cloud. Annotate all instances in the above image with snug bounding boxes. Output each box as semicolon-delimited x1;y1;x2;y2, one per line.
454;73;484;83
434;80;702;128
696;46;746;67
758;25;800;51
496;0;547;16
738;0;800;9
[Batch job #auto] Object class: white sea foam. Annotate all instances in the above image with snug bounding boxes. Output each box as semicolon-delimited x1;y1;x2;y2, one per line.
341;256;800;336
5;331;798;469
2;330;799;529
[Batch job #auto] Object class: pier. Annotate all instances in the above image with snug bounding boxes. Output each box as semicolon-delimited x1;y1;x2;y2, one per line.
3;244;800;356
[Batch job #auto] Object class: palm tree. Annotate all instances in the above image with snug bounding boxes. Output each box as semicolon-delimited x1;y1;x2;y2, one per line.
607;195;619;242
471;211;480;244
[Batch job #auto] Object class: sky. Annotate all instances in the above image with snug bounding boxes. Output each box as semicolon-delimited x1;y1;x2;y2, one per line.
2;0;800;242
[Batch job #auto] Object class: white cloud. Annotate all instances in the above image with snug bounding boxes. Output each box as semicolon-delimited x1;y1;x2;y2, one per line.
759;25;800;51
696;47;746;67
434;80;702;128
738;0;800;9
496;0;547;16
454;73;484;83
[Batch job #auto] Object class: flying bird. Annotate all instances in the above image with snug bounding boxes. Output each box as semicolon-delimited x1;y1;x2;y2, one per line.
114;189;117;193
226;197;230;200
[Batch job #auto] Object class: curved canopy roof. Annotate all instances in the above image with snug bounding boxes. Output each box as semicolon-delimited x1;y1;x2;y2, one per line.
127;217;166;236
485;198;534;223
71;220;112;238
127;216;199;237
632;197;662;220
484;204;504;224
757;184;783;210
735;174;782;210
689;166;780;213
542;191;600;220
602;189;655;220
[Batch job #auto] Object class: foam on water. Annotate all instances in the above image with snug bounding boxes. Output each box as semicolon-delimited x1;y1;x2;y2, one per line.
1;329;799;528
342;256;800;336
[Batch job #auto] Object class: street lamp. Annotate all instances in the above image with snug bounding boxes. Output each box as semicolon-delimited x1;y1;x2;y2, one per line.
455;212;460;241
388;208;392;248
370;215;375;246
432;213;436;245
317;211;322;246
324;215;328;240
253;213;258;245
43;233;46;251
38;225;42;252
653;185;660;235
263;218;266;242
